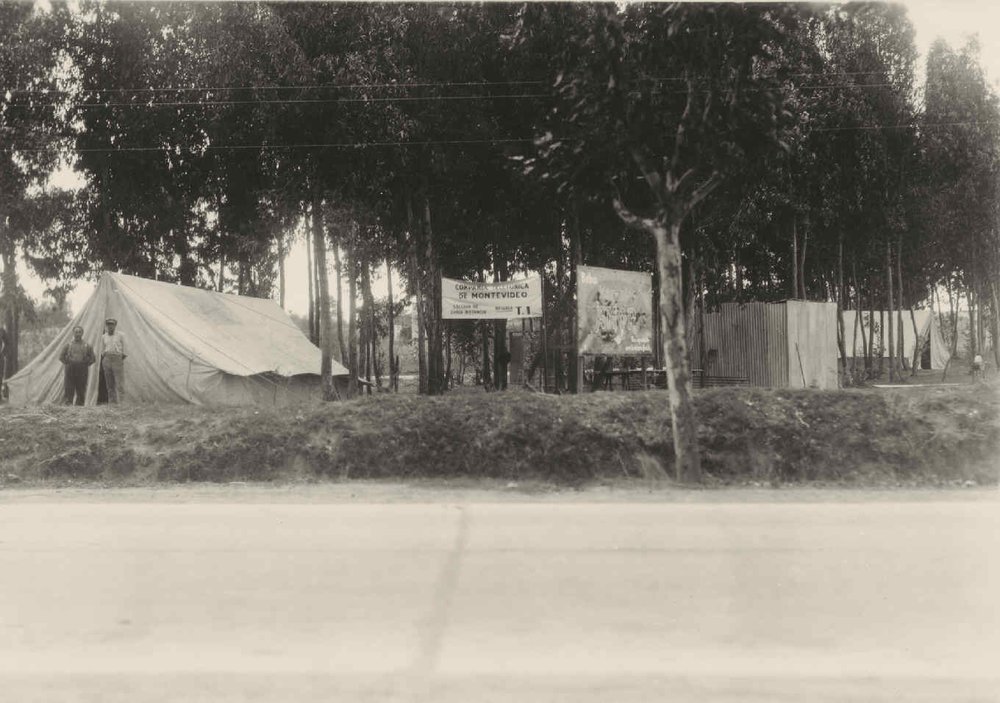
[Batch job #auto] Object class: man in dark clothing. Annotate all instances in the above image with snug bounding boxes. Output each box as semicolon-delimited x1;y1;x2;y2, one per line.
60;325;96;405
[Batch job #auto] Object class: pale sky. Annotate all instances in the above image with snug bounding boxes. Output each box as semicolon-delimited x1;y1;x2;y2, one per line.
18;0;1000;317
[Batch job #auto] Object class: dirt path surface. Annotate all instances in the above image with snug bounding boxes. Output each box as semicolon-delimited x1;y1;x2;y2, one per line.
2;491;998;702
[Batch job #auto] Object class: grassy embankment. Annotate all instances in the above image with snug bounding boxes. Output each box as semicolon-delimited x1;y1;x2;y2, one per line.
0;384;997;488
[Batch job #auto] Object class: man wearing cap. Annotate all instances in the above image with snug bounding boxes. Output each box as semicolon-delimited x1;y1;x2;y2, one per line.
101;318;126;403
60;325;96;405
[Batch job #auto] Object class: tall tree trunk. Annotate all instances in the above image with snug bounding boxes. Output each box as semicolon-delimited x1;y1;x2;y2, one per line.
683;258;699;362
654;220;701;483
346;239;359;398
613;178;703;481
941;280;959;382
445;328;453;389
0;235;20;377
570;201;583;391
331;243;346;365
836;234;846;378
877;308;884;378
886;242;895;383
554;221;565;392
306;227;316;344
491;256;510;391
237;260;246;297
950;285;959;358
311;193;335;401
277;236;286;310
361;253;376;393
698;267;706;382
791;214;798;299
971;288;978;358
481;318;491;388
799;213;809;300
896;235;905;370
422;190;443;395
849;264;862;377
991;281;1000;368
851;289;862;379
909;308;921;375
312;230;323;344
386;258;396;392
410;237;427;395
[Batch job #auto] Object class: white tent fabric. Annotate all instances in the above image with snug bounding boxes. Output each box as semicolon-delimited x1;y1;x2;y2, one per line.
839;309;951;370
7;272;347;406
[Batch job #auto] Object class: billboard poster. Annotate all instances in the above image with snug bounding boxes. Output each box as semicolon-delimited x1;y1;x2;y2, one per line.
577;265;654;355
441;276;542;320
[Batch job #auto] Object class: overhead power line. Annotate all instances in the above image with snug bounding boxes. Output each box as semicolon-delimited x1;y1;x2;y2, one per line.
0;70;913;96
3;81;959;112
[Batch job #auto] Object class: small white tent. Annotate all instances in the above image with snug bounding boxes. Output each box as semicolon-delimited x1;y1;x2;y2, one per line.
839;309;951;370
7;272;348;406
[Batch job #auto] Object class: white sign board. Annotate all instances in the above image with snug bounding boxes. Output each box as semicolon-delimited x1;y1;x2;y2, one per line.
441;276;542;320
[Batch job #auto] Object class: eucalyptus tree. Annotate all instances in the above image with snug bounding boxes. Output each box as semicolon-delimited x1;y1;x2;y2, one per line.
519;3;795;482
66;2;213;281
0;2;75;374
920;38;1000;362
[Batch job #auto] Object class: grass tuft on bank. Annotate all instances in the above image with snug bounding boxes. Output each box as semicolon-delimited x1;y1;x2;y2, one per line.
1;384;997;488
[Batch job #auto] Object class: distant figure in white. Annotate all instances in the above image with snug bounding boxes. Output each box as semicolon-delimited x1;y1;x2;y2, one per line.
101;318;126;403
971;352;984;383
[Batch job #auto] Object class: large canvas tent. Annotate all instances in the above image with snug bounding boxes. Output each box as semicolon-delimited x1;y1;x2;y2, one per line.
7;272;348;406
839;309;951;370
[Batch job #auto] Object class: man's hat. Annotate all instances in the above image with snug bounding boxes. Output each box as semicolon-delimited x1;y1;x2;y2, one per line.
105;318;117;325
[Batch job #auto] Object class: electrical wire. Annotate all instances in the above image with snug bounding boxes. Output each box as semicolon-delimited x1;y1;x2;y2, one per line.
0;70;931;96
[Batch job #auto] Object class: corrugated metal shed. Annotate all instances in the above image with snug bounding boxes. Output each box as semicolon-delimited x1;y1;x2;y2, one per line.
690;301;838;389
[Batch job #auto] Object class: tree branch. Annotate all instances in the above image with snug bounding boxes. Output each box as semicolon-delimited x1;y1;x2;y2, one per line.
612;195;657;233
670;70;696;176
628;144;667;206
686;171;722;213
672;167;699;196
